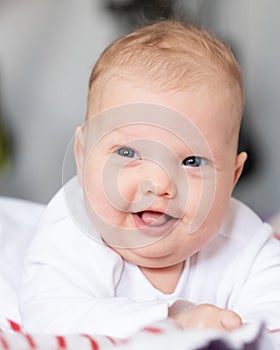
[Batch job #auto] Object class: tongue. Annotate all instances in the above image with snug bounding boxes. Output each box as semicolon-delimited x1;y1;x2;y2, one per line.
141;211;169;226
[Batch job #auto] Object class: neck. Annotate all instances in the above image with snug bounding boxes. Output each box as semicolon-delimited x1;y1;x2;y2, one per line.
140;261;185;294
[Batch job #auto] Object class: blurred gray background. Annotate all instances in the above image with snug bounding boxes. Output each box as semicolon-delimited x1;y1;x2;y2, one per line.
0;0;279;220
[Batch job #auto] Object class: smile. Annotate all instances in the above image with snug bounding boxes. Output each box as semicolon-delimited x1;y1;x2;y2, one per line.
132;210;179;237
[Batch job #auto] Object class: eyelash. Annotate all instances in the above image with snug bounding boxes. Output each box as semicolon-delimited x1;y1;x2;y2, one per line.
182;156;207;167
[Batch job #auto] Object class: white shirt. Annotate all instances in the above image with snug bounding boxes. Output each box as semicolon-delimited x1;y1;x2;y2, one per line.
19;178;280;338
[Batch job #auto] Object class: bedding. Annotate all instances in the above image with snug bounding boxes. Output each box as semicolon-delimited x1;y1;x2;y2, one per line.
0;197;45;323
0;196;279;349
0;317;279;349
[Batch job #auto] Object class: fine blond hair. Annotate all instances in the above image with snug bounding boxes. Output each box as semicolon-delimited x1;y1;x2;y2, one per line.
86;20;243;120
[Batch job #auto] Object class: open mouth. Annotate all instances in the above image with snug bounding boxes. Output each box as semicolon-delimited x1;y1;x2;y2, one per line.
132;210;178;237
136;211;173;226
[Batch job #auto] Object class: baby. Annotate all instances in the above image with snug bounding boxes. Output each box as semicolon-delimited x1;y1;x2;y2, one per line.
20;20;280;338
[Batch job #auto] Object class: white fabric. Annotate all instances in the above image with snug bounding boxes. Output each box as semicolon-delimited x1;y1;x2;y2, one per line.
19;178;280;338
0;197;45;323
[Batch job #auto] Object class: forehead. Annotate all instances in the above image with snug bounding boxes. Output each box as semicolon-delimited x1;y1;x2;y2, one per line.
86;79;240;150
90;78;240;120
97;124;194;156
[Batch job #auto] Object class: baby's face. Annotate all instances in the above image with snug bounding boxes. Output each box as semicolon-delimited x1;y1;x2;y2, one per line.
75;80;246;268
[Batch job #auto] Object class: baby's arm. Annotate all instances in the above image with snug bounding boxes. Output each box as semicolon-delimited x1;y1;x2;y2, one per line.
169;303;242;330
20;267;168;338
218;226;280;330
19;221;168;339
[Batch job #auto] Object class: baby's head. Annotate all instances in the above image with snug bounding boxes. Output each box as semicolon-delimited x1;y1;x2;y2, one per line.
74;20;247;268
87;20;243;128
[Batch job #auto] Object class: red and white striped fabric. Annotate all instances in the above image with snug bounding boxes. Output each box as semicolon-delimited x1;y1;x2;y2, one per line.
0;318;185;350
0;318;165;350
0;317;280;350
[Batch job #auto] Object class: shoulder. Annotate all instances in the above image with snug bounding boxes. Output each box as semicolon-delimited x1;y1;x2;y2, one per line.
36;177;103;243
25;177;124;287
36;177;84;229
199;198;275;264
218;197;271;245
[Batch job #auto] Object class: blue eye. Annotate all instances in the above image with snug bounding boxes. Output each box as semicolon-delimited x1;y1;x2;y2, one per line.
116;147;138;158
182;156;207;167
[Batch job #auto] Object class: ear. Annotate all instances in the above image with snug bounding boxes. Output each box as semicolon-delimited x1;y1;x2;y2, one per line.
74;126;85;186
233;151;247;188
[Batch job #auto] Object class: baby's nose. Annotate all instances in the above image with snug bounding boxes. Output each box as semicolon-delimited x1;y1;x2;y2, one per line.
140;163;176;199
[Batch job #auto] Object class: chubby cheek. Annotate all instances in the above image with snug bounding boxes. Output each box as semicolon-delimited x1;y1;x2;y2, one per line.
83;162;138;230
182;175;214;234
174;175;232;250
117;167;143;204
176;215;216;256
190;176;233;237
83;159;114;221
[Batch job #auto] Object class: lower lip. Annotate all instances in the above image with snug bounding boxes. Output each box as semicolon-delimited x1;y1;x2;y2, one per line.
132;213;179;237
